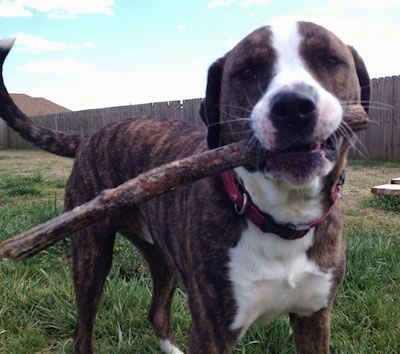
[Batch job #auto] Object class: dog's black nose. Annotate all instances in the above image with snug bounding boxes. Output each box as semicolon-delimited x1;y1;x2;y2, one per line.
270;86;318;132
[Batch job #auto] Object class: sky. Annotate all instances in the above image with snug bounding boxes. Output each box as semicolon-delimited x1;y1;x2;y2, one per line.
0;0;399;111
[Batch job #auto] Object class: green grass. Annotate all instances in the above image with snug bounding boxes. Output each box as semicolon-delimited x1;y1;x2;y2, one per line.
0;174;43;198
332;232;400;353
0;151;399;353
363;195;400;213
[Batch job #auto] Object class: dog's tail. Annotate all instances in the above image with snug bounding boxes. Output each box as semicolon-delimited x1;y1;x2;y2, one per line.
0;38;84;158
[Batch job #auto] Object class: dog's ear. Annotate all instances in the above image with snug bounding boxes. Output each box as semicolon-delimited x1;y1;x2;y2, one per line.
348;46;370;114
199;57;225;149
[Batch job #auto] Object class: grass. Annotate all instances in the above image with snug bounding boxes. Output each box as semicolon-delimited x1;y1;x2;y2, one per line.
363;195;400;213
0;150;399;353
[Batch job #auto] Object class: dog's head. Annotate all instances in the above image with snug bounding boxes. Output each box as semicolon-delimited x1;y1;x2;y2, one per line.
200;21;369;187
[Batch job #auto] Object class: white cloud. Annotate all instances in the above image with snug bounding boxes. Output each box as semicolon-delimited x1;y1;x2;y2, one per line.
208;0;235;8
225;38;239;50
13;33;96;53
14;33;67;53
17;58;98;76
0;0;32;17
326;0;398;10
83;41;96;49
176;24;186;32
0;0;114;19
19;62;206;111
239;0;270;7
208;0;269;8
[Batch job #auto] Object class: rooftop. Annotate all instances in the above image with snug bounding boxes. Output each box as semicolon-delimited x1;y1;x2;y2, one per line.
10;93;71;117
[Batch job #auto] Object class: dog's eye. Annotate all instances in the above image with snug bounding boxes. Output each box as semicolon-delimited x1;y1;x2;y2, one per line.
323;55;343;69
238;68;257;80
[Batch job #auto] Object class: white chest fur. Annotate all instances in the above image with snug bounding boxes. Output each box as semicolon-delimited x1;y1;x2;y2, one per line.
228;224;332;335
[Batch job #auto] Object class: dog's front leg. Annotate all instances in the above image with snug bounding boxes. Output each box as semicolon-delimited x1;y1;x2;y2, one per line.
188;316;240;354
187;283;241;354
289;307;332;354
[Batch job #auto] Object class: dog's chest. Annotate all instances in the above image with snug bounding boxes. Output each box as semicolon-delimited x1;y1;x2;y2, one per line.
228;224;332;334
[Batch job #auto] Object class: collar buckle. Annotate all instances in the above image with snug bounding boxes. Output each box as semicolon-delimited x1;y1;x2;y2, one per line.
261;220;311;240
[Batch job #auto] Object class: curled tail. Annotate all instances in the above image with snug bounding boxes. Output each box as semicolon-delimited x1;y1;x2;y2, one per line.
0;38;84;158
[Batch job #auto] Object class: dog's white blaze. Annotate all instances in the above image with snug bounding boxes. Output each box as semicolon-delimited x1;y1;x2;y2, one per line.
159;339;184;354
228;223;333;335
252;21;342;150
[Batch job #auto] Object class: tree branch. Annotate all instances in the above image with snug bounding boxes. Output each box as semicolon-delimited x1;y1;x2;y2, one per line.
1;140;256;261
0;104;369;261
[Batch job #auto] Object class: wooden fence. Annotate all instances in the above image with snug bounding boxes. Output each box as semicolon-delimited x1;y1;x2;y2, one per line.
0;98;204;150
350;76;400;161
1;76;399;161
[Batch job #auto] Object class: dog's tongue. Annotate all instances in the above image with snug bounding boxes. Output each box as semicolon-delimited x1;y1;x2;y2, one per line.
265;149;326;185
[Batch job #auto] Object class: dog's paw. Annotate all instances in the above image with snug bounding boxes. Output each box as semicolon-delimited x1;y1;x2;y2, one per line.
159;339;185;354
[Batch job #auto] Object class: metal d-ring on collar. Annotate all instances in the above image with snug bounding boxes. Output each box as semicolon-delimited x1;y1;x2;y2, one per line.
234;192;248;214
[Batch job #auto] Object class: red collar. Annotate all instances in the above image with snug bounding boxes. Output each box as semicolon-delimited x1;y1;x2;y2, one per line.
220;170;343;240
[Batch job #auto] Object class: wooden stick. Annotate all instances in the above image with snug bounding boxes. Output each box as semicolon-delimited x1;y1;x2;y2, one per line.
1;140;258;261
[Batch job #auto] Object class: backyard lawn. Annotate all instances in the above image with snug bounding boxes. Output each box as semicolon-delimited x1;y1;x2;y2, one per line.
0;149;399;353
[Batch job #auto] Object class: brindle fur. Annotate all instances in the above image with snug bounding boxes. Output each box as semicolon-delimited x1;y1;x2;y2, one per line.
0;21;370;353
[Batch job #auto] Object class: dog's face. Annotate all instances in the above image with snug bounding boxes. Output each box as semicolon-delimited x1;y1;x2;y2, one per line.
201;21;369;186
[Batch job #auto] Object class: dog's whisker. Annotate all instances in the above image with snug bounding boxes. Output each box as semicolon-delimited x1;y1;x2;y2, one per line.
365;101;394;111
337;122;369;159
257;80;267;98
341;100;394;112
205;118;251;129
216;122;254;135
236;134;264;167
245;135;262;154
225;131;254;137
348;138;369;159
218;103;253;115
245;92;258;110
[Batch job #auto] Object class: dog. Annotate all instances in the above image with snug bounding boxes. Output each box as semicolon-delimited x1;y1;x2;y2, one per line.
0;21;370;353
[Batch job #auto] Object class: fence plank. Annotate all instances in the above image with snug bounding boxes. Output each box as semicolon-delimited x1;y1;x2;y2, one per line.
182;98;203;126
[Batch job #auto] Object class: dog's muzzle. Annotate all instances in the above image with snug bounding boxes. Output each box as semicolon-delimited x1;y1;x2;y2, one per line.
254;84;339;185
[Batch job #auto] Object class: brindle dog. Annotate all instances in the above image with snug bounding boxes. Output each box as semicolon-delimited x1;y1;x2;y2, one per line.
0;21;369;354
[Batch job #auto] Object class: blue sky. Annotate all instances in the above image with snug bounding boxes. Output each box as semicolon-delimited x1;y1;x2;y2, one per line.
1;0;399;111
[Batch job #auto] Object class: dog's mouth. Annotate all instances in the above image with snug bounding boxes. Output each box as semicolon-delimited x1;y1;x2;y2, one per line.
260;135;338;185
